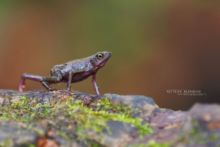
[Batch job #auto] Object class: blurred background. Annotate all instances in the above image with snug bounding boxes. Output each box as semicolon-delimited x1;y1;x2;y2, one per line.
0;1;219;110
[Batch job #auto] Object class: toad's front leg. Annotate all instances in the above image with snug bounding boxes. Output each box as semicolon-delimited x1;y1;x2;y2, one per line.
18;73;62;92
92;74;100;96
66;72;73;91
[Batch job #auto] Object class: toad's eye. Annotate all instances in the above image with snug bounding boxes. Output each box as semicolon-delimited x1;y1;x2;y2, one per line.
96;53;104;60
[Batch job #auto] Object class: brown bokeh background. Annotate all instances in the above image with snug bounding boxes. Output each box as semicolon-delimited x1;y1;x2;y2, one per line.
0;1;219;110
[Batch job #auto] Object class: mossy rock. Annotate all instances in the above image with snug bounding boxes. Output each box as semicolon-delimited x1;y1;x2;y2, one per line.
0;90;153;147
0;90;219;147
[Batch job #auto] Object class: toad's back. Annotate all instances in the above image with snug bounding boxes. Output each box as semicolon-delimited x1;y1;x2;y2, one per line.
51;57;94;82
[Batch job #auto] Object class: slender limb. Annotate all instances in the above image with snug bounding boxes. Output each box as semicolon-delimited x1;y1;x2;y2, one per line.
18;73;61;92
19;73;44;92
92;74;100;96
67;72;73;91
41;76;62;91
41;81;52;91
19;78;26;92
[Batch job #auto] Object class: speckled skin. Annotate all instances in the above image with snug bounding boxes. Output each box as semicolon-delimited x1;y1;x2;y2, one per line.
18;51;112;95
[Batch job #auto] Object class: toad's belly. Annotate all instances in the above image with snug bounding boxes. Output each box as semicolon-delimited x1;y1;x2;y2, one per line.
62;71;94;83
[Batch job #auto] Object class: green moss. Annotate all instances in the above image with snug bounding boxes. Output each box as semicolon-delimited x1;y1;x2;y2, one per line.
0;96;52;122
131;140;170;147
146;140;170;147
0;96;152;145
0;138;13;147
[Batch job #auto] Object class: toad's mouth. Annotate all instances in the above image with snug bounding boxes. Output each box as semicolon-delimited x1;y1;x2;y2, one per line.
99;57;110;67
100;62;106;67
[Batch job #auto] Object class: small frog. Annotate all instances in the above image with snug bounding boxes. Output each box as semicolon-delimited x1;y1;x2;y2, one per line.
18;51;112;96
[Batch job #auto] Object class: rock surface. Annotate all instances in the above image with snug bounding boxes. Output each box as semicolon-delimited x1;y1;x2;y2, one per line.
0;89;219;147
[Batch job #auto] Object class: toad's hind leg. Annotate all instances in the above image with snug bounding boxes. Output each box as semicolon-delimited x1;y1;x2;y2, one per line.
18;73;62;92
